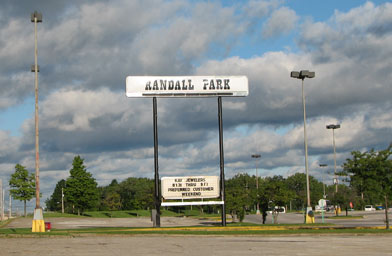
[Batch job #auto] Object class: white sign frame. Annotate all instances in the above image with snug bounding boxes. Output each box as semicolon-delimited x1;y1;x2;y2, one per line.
161;176;220;200
126;76;248;97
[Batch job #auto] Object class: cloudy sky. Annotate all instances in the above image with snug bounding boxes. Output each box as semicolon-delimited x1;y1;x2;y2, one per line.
0;0;391;211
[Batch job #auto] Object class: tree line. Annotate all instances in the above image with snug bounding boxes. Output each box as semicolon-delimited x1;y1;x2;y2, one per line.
9;145;391;223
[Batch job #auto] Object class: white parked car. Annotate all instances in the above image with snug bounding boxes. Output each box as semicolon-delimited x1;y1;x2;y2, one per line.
365;205;376;211
267;206;286;214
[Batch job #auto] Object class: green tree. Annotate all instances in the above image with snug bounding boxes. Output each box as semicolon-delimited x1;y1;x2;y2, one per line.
342;145;392;229
65;156;99;215
225;173;254;222
103;192;122;211
259;176;294;223
118;177;154;210
329;184;357;216
286;173;324;210
45;179;66;212
99;179;122;211
286;173;307;210
9;164;35;217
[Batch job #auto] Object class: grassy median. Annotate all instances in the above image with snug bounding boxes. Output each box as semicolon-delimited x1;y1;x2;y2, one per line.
0;223;391;237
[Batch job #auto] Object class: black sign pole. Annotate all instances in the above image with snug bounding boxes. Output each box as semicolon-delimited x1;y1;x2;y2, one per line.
153;97;161;227
218;96;226;226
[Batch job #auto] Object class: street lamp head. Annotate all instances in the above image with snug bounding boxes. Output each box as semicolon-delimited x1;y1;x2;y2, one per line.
290;70;315;80
319;164;328;167
251;154;261;159
290;71;300;79
31;11;42;23
326;124;341;129
300;70;315;78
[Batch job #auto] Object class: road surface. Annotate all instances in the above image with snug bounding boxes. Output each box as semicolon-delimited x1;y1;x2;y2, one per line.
1;235;392;256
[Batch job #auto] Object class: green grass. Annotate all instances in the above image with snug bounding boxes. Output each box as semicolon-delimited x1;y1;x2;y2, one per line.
81;209;185;218
43;209;221;218
328;215;364;219
0;219;13;228
82;211;140;218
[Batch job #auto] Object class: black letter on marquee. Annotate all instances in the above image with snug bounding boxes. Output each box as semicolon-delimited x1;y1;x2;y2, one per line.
188;80;194;90
182;80;187;90
216;79;223;89
203;79;208;90
160;80;167;90
153;80;159;90
224;79;230;89
209;80;215;90
168;81;174;90
175;81;181;90
145;81;152;90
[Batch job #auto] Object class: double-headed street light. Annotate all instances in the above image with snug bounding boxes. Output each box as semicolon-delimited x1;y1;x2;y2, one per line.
291;70;315;223
251;154;261;215
326;124;340;193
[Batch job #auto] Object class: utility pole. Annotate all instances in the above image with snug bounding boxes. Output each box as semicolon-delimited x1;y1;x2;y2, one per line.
31;11;45;232
9;193;12;218
0;180;3;221
319;164;328;199
326;124;340;193
251;154;261;215
1;189;4;221
61;187;64;214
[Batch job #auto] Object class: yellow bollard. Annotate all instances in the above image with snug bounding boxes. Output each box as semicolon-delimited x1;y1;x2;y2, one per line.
305;214;315;224
32;208;46;232
305;207;315;224
32;219;45;232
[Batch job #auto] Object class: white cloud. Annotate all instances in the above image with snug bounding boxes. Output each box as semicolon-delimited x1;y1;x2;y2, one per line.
0;131;20;158
262;6;298;38
41;88;128;131
369;111;392;129
243;0;282;18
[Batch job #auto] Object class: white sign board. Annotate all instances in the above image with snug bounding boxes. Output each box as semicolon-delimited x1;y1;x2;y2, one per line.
318;199;327;208
161;176;220;199
126;76;248;97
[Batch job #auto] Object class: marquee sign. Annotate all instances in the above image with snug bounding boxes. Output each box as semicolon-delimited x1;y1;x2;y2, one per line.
161;176;220;199
126;76;248;97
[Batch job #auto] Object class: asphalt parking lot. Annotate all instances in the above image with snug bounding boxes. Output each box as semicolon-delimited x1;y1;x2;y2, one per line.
245;210;391;227
1;211;391;256
1;234;392;256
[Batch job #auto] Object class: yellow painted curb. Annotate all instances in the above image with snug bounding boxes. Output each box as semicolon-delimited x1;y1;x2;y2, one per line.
57;225;386;233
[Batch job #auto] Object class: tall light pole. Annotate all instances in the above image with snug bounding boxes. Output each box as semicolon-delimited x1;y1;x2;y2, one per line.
291;70;315;223
0;179;3;221
251;154;261;215
61;187;64;214
31;11;45;232
8;193;11;219
319;164;328;224
319;164;328;199
326;124;340;193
